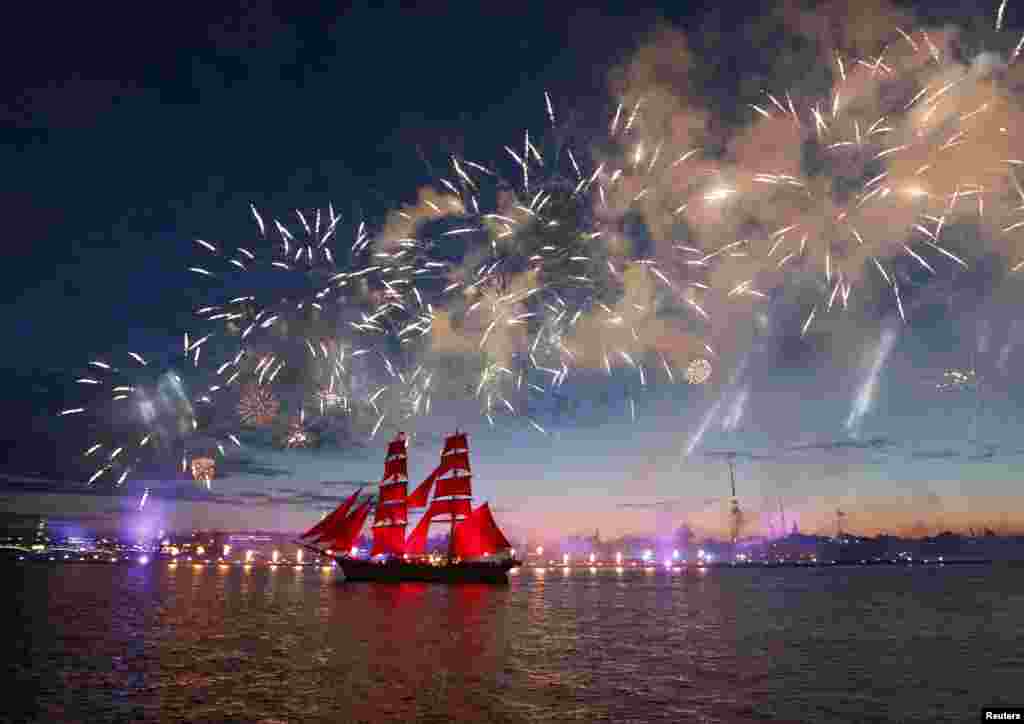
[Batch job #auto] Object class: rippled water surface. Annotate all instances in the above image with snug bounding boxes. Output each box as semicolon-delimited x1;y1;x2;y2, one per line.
6;562;1023;723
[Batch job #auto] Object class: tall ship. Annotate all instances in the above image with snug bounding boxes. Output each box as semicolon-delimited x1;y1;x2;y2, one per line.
297;430;520;583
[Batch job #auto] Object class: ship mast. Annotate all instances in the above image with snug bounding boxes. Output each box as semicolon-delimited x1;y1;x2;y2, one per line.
446;429;463;564
370;432;410;557
403;429;515;563
404;429;474;561
448;467;459;563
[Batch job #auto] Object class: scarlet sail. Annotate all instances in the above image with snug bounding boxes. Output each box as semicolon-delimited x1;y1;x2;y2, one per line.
320;499;371;552
374;500;407;526
309;488;362;542
440;451;471;473
371;524;405;556
372;432;409;554
401;430;476;558
404;509;432;555
406;474;433;508
378;481;407;504
426;498;472;518
453;503;512;559
444;433;468;452
383;456;406;481
405;499;473;555
300;487;360;540
407;435;472;510
435;475;473;498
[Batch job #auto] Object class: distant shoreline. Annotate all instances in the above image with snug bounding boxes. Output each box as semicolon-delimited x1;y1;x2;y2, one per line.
0;554;1001;569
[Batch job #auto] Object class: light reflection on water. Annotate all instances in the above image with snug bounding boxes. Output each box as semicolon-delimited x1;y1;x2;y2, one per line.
4;562;1023;723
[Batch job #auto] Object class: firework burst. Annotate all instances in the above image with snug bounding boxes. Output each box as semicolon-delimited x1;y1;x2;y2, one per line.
685;358;713;385
62;3;1024;464
237;384;280;426
283;410;318;449
60;348;241;487
675;10;1024;339
388;97;713;427
190;456;216;489
936;367;978;391
188;204;420;397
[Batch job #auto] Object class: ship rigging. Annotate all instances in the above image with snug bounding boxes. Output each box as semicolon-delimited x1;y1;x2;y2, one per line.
296;430;519;583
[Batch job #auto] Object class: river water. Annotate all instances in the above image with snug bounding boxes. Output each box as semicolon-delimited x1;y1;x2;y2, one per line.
5;561;1022;723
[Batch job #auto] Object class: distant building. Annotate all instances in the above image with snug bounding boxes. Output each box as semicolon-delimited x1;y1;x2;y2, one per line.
0;514;49;546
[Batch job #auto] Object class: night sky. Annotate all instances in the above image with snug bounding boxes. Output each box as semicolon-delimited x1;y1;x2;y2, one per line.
2;0;1022;542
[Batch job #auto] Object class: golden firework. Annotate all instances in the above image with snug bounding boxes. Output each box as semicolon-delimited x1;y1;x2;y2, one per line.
685;358;713;385
237;385;280;426
190;456;216;484
315;385;345;412
285;416;314;448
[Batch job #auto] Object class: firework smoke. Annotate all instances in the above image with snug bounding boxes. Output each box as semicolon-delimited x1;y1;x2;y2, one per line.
61;348;241;487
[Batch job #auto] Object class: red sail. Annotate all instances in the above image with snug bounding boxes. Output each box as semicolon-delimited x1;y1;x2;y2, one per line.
301;488;360;540
301;503;343;541
374;500;407;525
320;499;371;553
452;503;512;559
371;523;406;556
443;432;468;452
406;460;454;507
407;473;434;508
383;456;407;481
426;497;472;519
313;492;365;543
386;436;406;458
441;450;471;472
405;512;434;555
408;437;471;507
435;474;473;498
381;432;408;482
378;481;407;503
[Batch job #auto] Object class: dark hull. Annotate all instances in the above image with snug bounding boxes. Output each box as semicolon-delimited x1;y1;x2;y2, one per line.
336;557;519;584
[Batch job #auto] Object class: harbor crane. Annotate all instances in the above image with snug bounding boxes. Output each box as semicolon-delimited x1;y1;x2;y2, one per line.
727;455;743;547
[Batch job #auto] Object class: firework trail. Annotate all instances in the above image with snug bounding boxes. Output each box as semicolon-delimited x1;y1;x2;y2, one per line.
86;1;1024;461
670;4;1024;342
846;326;898;436
579;1;1024;460
237;384;281;426
188;204;434;438
388;96;716;426
935;367;977;391
60;346;242;488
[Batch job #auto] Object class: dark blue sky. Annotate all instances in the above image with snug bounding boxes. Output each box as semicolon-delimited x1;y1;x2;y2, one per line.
2;1;1022;538
0;0;983;373
0;1;713;467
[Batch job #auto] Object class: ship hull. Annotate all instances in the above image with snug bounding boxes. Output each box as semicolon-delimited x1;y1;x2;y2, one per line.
335;557;518;584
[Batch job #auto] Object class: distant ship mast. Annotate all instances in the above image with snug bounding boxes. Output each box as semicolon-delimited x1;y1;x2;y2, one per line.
727;455;743;547
835;509;847;539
